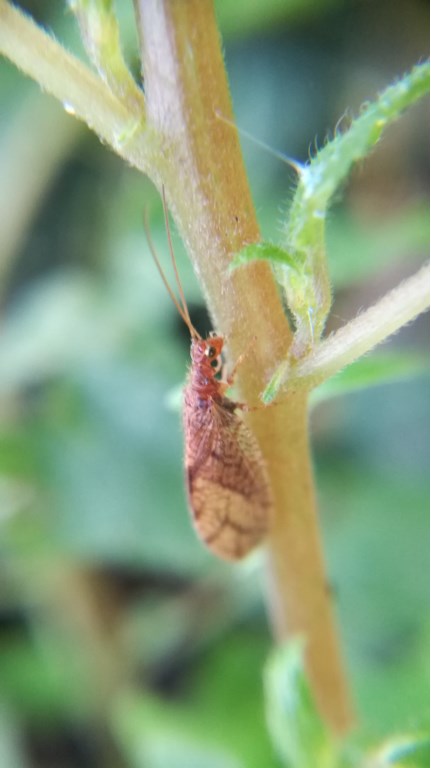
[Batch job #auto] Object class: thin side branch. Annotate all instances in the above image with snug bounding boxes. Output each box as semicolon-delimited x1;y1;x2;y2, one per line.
0;1;152;171
71;0;146;114
294;263;430;389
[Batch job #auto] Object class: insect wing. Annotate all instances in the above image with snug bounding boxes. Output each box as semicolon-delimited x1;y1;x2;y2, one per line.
184;398;272;561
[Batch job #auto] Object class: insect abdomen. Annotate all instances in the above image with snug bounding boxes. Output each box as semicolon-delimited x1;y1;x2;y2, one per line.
183;390;272;561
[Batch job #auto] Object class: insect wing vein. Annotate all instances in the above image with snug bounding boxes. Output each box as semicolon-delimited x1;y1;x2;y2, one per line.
184;397;271;560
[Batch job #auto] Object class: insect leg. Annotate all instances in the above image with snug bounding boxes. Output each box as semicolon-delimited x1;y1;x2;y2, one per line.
223;335;257;388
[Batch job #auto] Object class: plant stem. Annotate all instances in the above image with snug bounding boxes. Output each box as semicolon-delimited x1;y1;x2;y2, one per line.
294;263;430;389
265;392;354;733
0;0;151;167
0;0;355;733
134;0;353;733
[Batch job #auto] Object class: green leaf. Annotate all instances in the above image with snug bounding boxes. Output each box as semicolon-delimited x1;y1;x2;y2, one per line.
261;359;290;404
113;691;246;768
369;732;429;767
311;351;428;406
294;62;430;216
229;242;302;272
264;639;338;768
278;61;430;347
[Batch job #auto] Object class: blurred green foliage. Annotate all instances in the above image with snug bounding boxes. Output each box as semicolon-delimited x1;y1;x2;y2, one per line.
0;0;429;766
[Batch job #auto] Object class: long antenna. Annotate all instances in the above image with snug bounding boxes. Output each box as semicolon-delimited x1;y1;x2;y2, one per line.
215;109;303;176
160;187;196;332
143;193;201;339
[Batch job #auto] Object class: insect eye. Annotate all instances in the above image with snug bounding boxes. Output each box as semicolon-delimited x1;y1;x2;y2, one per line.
205;346;217;358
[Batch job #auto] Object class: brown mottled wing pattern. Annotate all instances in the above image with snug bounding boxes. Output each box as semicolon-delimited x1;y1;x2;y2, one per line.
183;392;272;561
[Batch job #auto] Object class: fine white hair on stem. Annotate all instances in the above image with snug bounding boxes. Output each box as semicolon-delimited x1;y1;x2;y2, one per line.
294;263;430;388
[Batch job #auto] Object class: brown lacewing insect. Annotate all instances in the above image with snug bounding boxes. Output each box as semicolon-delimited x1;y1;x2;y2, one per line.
144;192;273;561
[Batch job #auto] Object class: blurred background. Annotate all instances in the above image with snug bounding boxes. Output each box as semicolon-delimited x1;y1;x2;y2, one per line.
0;1;429;766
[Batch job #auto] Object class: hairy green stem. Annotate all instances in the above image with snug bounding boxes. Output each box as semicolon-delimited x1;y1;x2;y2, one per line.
294;263;430;389
0;0;153;171
70;0;146;113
